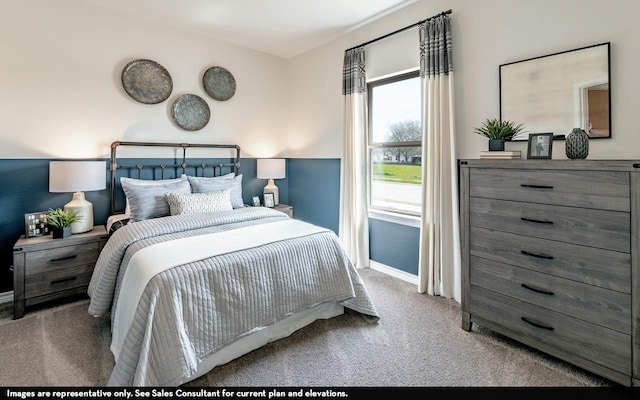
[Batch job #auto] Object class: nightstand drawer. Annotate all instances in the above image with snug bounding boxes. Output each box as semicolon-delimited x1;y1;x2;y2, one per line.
24;263;94;298
13;225;107;319
24;242;101;273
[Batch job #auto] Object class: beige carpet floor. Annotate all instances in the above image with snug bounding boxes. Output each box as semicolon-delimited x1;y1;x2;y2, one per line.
0;268;614;387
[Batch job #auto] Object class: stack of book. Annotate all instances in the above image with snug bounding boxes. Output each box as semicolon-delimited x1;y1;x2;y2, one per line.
479;150;521;160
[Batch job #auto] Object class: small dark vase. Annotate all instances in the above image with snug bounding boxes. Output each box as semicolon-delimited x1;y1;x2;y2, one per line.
565;128;589;159
488;139;505;151
51;226;72;239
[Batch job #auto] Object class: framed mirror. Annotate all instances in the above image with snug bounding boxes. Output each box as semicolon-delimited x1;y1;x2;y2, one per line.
500;42;610;141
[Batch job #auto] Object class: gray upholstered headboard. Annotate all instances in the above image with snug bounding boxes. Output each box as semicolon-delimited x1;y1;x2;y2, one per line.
109;141;241;215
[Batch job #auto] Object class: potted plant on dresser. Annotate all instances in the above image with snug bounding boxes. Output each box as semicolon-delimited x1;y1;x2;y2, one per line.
474;118;524;151
47;208;80;239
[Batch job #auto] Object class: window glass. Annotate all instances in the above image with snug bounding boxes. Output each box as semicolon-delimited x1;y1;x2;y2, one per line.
368;72;422;216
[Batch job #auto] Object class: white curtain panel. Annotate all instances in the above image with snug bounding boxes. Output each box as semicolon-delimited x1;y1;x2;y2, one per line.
418;14;461;301
339;47;370;269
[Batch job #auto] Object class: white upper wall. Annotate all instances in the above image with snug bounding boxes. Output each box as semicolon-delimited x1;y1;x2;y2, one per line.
2;0;639;161
0;0;290;159
287;0;640;159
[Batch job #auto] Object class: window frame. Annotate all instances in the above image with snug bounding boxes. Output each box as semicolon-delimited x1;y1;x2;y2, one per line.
366;70;422;221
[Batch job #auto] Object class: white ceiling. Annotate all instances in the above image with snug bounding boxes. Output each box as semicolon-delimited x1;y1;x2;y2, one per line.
85;0;419;59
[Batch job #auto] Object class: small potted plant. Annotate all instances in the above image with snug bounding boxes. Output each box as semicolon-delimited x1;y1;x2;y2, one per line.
474;118;524;151
47;208;81;239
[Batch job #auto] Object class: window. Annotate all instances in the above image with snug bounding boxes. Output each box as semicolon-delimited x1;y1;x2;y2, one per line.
367;71;422;216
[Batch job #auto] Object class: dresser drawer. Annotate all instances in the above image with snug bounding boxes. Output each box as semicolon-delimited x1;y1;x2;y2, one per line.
470;256;631;333
469;286;631;375
470;198;630;252
469;169;629;211
24;263;94;299
24;242;101;274
470;227;630;293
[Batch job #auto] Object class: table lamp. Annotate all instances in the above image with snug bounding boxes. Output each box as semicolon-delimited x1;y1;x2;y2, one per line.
49;161;106;234
257;158;285;206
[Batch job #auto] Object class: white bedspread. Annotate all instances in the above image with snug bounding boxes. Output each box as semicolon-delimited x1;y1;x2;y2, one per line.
87;208;379;386
112;219;329;359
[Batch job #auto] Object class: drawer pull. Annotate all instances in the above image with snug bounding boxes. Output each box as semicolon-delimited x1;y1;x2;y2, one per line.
521;283;555;296
521;317;554;331
520;184;554;189
50;277;77;285
520;250;554;260
521;217;554;225
50;254;78;262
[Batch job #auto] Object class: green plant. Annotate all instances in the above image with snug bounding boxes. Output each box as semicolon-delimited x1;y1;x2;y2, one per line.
474;118;524;140
47;208;81;229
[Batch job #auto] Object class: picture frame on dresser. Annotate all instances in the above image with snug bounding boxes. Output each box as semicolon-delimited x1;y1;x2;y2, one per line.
527;133;553;159
264;193;275;208
24;211;50;238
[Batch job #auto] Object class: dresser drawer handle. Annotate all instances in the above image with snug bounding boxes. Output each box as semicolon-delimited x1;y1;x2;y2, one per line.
520;250;554;260
520;184;554;189
521;317;554;331
521;283;555;296
50;277;77;285
50;254;78;262
521;217;554;225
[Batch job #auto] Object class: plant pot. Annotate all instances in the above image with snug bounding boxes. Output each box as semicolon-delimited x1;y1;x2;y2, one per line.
51;226;72;239
488;139;505;151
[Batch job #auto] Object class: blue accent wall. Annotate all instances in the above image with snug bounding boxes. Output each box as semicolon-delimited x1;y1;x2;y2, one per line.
369;218;420;275
0;157;288;292
287;159;340;234
0;156;419;293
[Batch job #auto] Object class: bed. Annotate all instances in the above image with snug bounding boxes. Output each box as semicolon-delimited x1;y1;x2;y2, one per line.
87;141;380;386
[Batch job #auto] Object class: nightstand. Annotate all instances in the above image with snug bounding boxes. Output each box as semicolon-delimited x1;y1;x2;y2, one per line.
12;225;107;319
274;204;293;218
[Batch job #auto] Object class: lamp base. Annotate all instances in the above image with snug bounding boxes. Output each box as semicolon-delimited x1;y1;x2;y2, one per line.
264;179;280;206
64;192;93;234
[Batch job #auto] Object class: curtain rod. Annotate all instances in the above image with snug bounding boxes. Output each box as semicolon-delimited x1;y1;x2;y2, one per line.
345;9;451;53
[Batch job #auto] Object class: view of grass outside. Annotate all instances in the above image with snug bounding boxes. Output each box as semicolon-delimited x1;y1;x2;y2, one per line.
372;162;421;184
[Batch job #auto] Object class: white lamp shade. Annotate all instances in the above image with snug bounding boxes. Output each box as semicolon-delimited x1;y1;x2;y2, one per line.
49;161;106;193
257;158;286;179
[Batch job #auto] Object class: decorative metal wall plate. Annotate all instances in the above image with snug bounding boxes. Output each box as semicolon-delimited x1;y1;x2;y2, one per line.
121;59;173;104
203;66;236;101
171;94;210;131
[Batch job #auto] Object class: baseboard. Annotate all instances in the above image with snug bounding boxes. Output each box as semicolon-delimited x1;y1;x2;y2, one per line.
0;291;13;305
369;260;419;286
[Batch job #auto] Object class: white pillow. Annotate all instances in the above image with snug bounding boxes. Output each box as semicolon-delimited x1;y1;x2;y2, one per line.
121;175;188;215
165;190;233;215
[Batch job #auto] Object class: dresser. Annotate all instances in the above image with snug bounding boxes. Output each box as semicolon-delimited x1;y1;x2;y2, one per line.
12;225;107;319
458;160;640;386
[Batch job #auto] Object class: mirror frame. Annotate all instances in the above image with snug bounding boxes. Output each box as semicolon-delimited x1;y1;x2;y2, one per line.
500;42;611;141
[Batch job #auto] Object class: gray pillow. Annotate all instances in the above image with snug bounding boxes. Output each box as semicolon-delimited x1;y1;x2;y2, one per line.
121;178;191;221
187;174;244;208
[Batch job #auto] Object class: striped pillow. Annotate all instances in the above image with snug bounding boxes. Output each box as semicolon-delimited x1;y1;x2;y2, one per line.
121;178;191;221
165;190;233;215
188;174;244;208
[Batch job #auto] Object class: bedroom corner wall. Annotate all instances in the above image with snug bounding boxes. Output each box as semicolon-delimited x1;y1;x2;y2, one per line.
286;0;640;276
0;0;294;293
